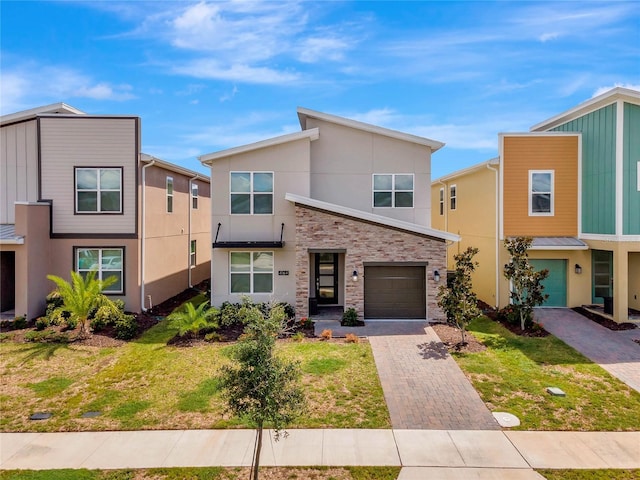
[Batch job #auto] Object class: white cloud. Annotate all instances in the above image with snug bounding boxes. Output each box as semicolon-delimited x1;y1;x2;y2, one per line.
593;83;640;97
0;62;135;113
173;59;300;84
219;85;238;103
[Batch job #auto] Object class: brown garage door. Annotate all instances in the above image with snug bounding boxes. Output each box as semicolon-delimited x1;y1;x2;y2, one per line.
364;266;426;319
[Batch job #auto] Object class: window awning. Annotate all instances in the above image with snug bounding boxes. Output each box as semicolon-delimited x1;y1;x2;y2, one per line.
529;237;588;250
213;222;285;249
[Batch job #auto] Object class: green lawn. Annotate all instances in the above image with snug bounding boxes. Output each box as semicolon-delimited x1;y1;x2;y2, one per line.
0;320;390;432
452;316;640;431
538;469;640;480
0;466;401;480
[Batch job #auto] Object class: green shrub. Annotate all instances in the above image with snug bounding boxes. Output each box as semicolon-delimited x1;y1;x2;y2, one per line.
114;314;138;340
341;307;359;326
204;331;226;342
218;301;244;327
35;317;49;331
12;315;28;329
63;316;78;331
90;305;117;332
45;290;64;309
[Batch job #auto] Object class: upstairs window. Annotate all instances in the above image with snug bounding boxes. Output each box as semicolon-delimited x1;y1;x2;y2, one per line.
439;188;445;215
373;174;414;208
191;183;199;209
449;185;457;210
76;247;124;294
230;172;273;214
230;251;273;293
166;176;174;213
75;168;122;213
529;170;554;215
190;240;197;267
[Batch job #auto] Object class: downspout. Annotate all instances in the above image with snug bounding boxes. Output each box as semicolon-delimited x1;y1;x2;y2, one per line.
486;161;499;309
141;159;156;311
188;174;201;288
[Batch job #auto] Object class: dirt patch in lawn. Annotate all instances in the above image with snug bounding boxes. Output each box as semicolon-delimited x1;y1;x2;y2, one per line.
430;323;486;353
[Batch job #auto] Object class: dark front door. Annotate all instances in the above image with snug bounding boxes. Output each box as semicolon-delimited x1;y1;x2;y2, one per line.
0;252;16;312
315;253;338;304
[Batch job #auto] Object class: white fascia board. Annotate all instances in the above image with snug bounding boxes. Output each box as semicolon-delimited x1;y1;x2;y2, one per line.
530;87;640;132
285;193;460;242
432;157;499;184
199;128;319;165
141;154;210;182
1;102;85;125
529;245;589;251
297;107;445;152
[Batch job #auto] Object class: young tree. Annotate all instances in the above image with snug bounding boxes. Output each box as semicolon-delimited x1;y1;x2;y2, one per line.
167;301;218;338
218;302;305;480
437;246;482;345
503;237;549;330
46;270;118;336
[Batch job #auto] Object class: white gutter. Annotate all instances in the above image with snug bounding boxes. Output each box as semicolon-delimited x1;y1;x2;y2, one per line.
486;161;500;309
140;158;156;311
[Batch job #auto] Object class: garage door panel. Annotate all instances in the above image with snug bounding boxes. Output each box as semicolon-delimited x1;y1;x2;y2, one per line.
530;259;567;307
364;266;426;319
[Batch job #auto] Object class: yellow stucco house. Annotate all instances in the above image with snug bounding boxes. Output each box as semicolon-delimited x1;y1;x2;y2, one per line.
432;87;640;323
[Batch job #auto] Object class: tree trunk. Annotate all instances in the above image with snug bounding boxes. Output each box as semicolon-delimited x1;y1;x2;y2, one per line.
520;309;526;331
252;423;263;480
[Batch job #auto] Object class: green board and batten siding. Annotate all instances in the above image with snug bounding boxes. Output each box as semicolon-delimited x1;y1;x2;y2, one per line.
623;102;640;235
553;103;617;235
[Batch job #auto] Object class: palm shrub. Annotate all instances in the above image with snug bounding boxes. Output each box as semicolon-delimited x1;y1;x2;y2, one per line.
167;301;219;338
46;270;118;336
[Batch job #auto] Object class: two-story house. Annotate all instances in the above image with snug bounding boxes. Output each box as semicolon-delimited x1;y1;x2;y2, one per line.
0;103;211;320
200;107;459;321
431;87;640;324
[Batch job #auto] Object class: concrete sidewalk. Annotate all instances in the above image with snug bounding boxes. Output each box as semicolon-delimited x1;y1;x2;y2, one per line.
1;429;638;475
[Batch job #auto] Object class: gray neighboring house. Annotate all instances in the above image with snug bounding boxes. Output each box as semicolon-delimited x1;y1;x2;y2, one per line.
200;107;459;321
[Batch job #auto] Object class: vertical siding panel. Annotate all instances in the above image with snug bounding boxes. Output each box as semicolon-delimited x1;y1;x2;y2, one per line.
624;103;640;234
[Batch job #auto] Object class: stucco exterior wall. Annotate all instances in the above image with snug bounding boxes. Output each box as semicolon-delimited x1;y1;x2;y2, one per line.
294;205;446;321
39;116;138;235
502;134;580;238
0;119;39;224
306;118;432;226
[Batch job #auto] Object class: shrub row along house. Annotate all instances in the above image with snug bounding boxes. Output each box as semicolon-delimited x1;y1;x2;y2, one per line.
0;104;210;320
432;87;640;324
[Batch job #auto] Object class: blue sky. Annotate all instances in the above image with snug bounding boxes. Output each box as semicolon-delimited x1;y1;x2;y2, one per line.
1;1;638;178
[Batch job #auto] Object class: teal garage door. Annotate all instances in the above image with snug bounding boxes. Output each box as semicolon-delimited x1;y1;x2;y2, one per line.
530;259;567;307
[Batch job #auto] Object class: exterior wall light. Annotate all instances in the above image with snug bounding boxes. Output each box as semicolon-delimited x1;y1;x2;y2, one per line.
352;270;358;282
434;270;440;282
575;264;582;274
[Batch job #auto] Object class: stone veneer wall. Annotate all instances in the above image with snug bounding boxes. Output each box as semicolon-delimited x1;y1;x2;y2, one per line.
294;205;447;320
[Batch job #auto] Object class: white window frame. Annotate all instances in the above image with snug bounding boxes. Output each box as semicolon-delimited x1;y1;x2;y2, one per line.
75;167;122;214
190;240;197;268
166;176;174;213
529;170;554;216
229;251;274;294
637;161;640;191
75;247;124;294
439;187;445;215
230;171;274;215
191;183;199;209
449;184;457;211
372;173;414;208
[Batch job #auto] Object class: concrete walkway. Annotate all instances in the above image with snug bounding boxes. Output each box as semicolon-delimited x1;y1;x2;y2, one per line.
2;429;638;475
369;327;500;430
534;308;640;393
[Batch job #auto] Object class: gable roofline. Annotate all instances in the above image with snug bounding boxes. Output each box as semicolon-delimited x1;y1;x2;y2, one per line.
198;128;320;165
432;157;499;184
1;102;85;126
530;87;640;132
285;192;460;243
140;154;210;183
297;106;445;152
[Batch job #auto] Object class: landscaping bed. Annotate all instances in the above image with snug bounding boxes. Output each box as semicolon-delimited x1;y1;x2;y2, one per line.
572;306;638;331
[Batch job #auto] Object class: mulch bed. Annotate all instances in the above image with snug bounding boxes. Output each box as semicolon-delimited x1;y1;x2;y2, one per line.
572;306;638;331
430;322;487;353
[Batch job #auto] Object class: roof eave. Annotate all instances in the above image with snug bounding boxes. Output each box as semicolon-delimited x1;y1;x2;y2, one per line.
1;102;85;126
141;154;210;182
432;157;499;184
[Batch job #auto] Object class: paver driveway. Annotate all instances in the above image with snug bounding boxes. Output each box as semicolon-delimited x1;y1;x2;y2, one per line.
369;326;500;430
534;308;640;393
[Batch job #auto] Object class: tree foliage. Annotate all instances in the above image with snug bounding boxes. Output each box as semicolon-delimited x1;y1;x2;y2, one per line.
437;246;482;345
167;301;219;337
503;237;549;330
46;270;118;336
217;301;305;480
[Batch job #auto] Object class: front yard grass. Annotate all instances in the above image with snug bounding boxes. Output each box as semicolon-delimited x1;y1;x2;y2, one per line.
0;466;401;480
453;316;640;431
0;319;390;432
